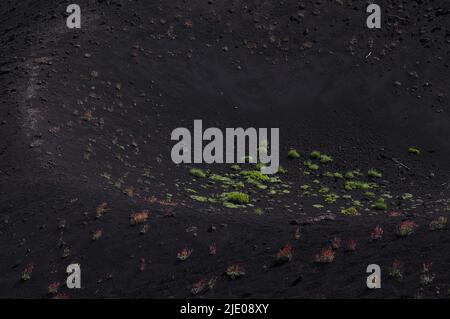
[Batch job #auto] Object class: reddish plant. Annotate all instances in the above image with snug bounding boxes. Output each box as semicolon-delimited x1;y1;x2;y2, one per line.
389;260;404;280
345;239;358;251
139;258;146;272
313;247;335;264
420;262;435;286
21;263;34;281
130;210;149;225
177;248;193;261
371;225;384;240
191;278;208;295
388;211;402;217
429;216;447;231
276;245;294;263
48;281;60;294
191;276;217;295
331;237;342;250
92;229;103;241
95;202;110;218
397;220;418;237
209;243;217;256
226;264;246;279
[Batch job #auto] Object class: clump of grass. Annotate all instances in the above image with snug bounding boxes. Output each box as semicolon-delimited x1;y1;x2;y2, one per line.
319;186;330;193
224;192;250;205
389;260;404;280
300;184;310;190
373;198;387;210
408;147;421;155
352;200;362;208
177;248;193;261
226;264;246;279
341;206;358;216
277;165;288;174
230;164;241;171
324;193;339;203
209;174;232;183
313;247;335;263
92;229;103;241
254;207;264;215
333;172;343;179
420;263;435;286
287;149;301;159
47;281;60;295
240;170;270;182
191;276;217;295
190;195;208;202
345;180;371;191
304;161;319;171
319;154;333;163
367;169;382;178
402;193;413;200
130;210;149;225
240;170;269;189
397;220;418;237
21;263;34;281
189;168;206;178
345;172;355;179
310;150;321;159
429;216;447;231
276;245;294;264
62;247;71;258
95;202;110;218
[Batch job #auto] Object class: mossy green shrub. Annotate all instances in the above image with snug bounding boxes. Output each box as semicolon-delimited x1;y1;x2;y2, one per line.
277;165;288;174
373;197;387;210
367;169;382;178
287;149;301;159
209;174;232;183
319;154;333;163
224;192;250;205
190;195;208;202
345;172;355;179
189;168;206;178
333;172;343;179
345;180;371;191
304;161;319;171
240;170;270;182
310;150;321;159
341;206;359;216
408;147;421;155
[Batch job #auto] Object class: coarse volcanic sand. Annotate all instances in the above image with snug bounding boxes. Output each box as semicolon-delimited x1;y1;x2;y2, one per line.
0;0;449;298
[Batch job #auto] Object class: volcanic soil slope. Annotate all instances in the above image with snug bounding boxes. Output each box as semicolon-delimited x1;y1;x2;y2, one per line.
1;0;450;298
